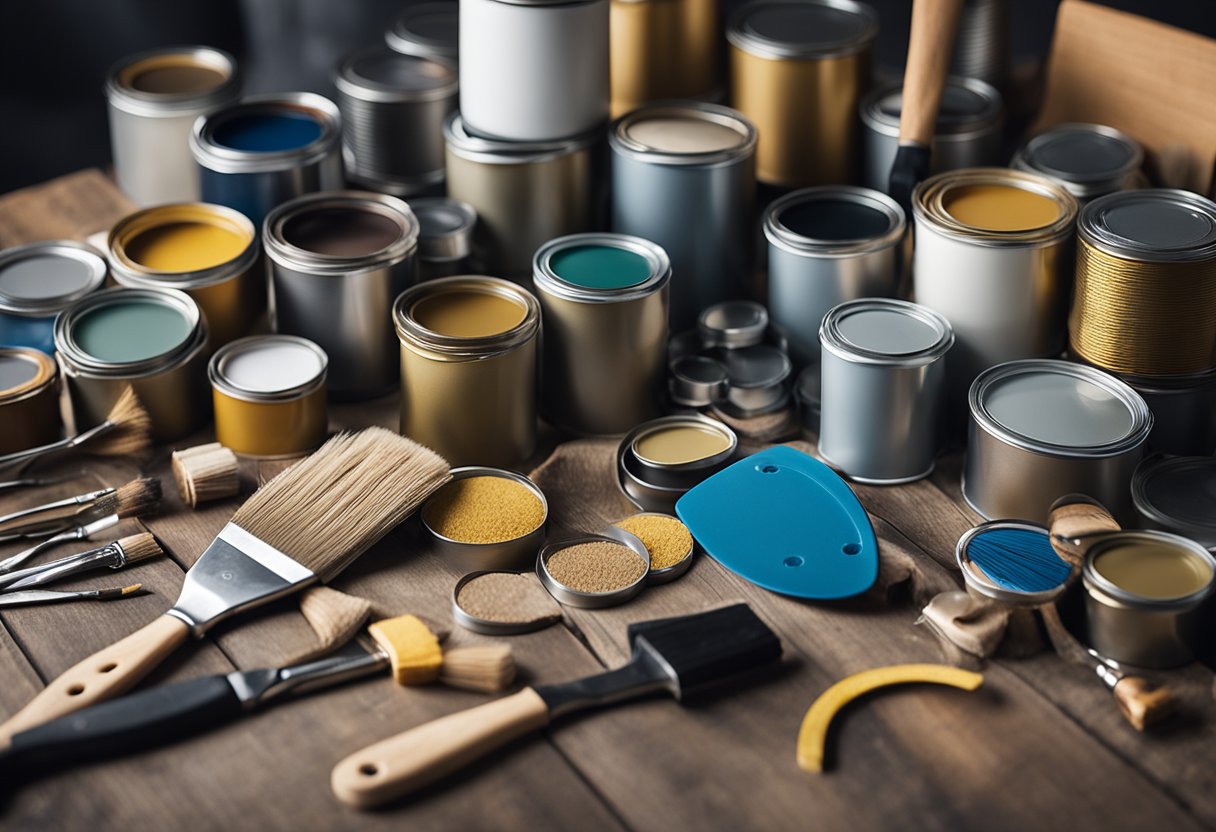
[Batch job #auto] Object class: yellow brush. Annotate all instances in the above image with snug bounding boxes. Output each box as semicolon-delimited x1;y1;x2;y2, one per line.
369;614;516;693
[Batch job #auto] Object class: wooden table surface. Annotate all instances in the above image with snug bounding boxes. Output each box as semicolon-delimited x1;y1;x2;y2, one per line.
1;172;1214;831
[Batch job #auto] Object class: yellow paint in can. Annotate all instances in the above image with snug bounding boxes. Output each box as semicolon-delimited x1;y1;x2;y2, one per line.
942;183;1062;232
411;289;527;338
125;220;251;272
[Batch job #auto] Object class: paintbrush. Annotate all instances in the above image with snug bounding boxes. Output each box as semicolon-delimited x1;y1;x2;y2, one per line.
0;428;449;745
331;603;783;809
0;476;159;539
0;583;146;608
0;387;152;475
0;533;163;592
0;473;81;494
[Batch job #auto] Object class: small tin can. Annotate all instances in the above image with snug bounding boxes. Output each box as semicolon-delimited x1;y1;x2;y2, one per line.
460;0;609;142
669;355;729;408
190;92;344;227
411;198;477;280
445;113;596;278
54;287;211;442
105;46;240;206
537;532;651;608
610;103;757;330
1012;123;1144;203
334;47;458;197
765;186;905;365
819;299;953;484
860;76;1003;193
698;300;768;350
209;335;328;458
386;2;460;63
711;345;792;417
1132;456;1216;549
421;466;549;572
394;276;541;467
0;241;107;354
107;202;261;348
616;414;738;511
964;360;1153;524
727;0;877;187
533;233;671;435
610;0;721;117
264;191;420;401
0;347;62;455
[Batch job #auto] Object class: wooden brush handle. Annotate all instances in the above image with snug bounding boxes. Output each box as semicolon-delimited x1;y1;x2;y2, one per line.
1112;677;1175;732
331;688;550;809
0;614;189;746
1047;496;1122;567
898;0;965;146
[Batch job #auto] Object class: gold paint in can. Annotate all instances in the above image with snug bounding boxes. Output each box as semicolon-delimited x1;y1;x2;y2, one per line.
0;347;62;455
610;0;721;118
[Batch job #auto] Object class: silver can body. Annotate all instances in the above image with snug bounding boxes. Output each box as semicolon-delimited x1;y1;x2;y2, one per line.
1124;372;1216;456
460;0;609;141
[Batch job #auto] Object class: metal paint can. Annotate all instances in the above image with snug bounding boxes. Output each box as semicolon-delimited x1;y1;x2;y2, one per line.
209;335;328;458
764;186;905;366
386;2;460;63
860;77;1003;193
951;0;1009;88
616;414;738;512
1121;371;1216;457
1012;123;1144;203
107;203;261;348
393;276;541;467
460;0;609;142
610;103;757;330
727;0;877;188
334;47;457;197
190;93;344;228
0;347;62;455
913;168;1078;406
0;241;107;354
444;113;596;278
610;0;721;117
964;360;1153;524
698;300;768;350
105;46;240;206
533;233;670;435
264;191;419;401
1132;456;1216;548
819;299;953;484
54;287;210;442
411;198;477;280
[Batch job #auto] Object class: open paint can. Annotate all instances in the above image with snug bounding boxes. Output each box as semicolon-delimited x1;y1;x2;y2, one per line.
610;0;721;117
1012;123;1144;203
386;2;459;63
0;241;106;354
617;414;738;511
0;347;62;455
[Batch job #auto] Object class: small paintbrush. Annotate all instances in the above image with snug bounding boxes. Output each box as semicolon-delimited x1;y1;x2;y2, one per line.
0;533;163;592
0;387;152;475
0;583;146;609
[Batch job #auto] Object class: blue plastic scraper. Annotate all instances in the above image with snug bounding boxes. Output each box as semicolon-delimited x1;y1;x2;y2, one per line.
675;446;878;599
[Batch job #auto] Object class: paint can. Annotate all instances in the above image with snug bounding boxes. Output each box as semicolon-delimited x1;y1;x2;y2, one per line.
54;287;210;442
951;0;1009;88
0;347;62;455
1081;531;1215;668
610;103;756;330
912;168;1078;405
107;203;261;348
444;113;596;278
386;2;459;63
0;241;107;354
727;0;877;188
393;276;541;467
1121;371;1216;456
860;77;1003;193
334;47;457;197
460;0;609;142
819;299;953;484
1132;456;1216;548
190;93;344;227
264;191;419;401
411;198;477;280
1012;123;1144;203
209;335;328;458
533;233;670;435
698;300;768;350
616;414;738;512
963;360;1152;524
105;46;240;206
764;186;905;366
610;0;721;117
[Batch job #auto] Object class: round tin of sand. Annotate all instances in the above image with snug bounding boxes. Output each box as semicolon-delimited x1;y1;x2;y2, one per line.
422;466;549;571
611;512;696;584
451;570;563;635
537;531;651;608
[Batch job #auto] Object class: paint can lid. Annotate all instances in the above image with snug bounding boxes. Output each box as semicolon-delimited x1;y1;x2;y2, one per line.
1132;456;1216;549
209;334;328;403
0;346;57;404
410;198;476;262
699;301;769;349
1078;189;1216;262
727;0;878;59
335;47;457;104
861;76;1003;137
764;186;905;256
385;2;459;61
820;298;953;367
0;241;107;317
669;355;730;408
1012;123;1142;200
610;103;756;167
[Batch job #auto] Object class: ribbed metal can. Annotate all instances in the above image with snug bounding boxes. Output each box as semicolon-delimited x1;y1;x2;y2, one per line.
610;0;721;117
1012;123;1144;203
951;0;1010;88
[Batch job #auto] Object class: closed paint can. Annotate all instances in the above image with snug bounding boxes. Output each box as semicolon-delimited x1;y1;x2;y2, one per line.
210;335;328;457
533;233;670;434
445;113;595;278
1012;123;1143;204
460;0;608;142
264;191;419;401
819;299;953;484
190;93;344;228
0;241;106;354
1082;531;1215;668
107;203;261;347
610;103;756;330
411;198;477;281
728;0;877;188
0;347;62;455
964;360;1152;524
394;276;540;467
860;77;1003;193
386;2;459;63
610;0;721;117
54;287;210;442
913;168;1078;405
105;46;240;206
1121;371;1216;456
764;186;905;366
1132;456;1216;548
334;47;457;196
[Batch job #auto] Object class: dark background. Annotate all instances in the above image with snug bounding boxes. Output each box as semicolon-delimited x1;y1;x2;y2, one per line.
1;0;1213;194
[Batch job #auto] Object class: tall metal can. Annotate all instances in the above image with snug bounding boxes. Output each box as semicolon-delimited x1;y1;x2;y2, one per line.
610;0;721;117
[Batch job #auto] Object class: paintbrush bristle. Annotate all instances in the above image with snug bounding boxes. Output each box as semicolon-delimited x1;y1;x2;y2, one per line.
117;532;163;563
230;428;450;581
115;478;162;519
86;493;119;519
440;644;516;694
86;387;153;457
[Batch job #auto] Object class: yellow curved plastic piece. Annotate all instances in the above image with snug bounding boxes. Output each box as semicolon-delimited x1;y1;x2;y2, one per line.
797;663;984;773
368;615;443;685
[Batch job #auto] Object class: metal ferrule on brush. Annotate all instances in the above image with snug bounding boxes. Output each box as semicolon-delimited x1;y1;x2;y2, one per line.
225;638;389;707
0;542;126;591
0;487;115;538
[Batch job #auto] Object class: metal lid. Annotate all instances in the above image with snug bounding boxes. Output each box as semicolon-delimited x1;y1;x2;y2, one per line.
394;275;541;358
54;286;206;375
536;532;651;609
820;298;953;367
955;520;1068;607
860;76;1003;138
444;112;597;164
727;0;878;59
1132;456;1216;547
1083;530;1215;609
411;198;476;261
385;2;459;60
0;346;57;405
107;203;258;290
209;335;327;403
913;167;1079;248
264;191;419;273
334;47;457;104
698;301;769;349
764;186;905;257
105;46;240;116
0;241;107;317
669;355;729;408
190;92;341;174
714;344;791;390
969;359;1153;458
1078;189;1216;263
1013;123;1143;199
533;233;671;303
609;102;756;167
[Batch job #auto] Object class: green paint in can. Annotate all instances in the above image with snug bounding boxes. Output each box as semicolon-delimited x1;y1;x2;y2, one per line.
74;300;193;362
549;244;653;291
